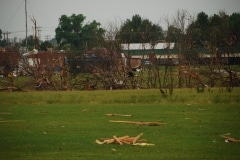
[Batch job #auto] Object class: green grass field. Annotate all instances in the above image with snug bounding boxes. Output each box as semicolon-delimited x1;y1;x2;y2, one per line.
0;89;240;159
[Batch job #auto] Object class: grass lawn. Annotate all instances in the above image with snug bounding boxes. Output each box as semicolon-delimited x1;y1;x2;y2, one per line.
0;89;240;159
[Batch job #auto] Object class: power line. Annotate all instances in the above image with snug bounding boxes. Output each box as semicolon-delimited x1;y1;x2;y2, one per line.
36;26;42;40
25;0;28;48
45;35;51;41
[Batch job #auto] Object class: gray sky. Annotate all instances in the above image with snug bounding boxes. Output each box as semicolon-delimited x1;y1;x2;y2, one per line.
0;0;239;41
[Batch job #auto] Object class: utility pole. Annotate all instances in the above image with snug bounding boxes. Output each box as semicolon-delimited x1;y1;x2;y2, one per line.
30;16;37;49
25;0;28;48
3;32;6;40
36;27;42;41
6;32;11;47
45;35;51;41
3;31;11;47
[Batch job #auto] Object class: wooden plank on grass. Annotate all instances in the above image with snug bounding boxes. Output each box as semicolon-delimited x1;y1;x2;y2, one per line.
105;113;133;117
109;120;166;126
113;135;123;145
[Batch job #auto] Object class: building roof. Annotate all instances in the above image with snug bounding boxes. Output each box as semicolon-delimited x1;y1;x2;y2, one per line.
121;43;175;50
121;42;176;55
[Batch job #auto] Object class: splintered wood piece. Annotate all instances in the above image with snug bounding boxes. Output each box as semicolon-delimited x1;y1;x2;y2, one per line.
118;135;130;140
109;120;165;126
113;136;123;145
95;138;115;144
221;135;240;143
133;133;143;144
121;140;132;144
105;139;115;144
122;137;134;142
133;143;155;146
95;139;105;144
105;113;133;117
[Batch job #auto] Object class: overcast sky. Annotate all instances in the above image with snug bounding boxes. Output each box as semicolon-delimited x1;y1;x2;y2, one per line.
0;0;239;41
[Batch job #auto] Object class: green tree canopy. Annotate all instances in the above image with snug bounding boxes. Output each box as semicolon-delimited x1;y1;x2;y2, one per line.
186;12;209;47
118;15;163;43
21;35;38;50
186;11;240;48
229;12;240;46
165;25;181;43
208;12;230;48
0;29;4;47
55;14;105;51
40;40;53;51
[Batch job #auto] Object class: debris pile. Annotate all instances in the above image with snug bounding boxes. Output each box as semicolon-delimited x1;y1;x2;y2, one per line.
95;133;155;146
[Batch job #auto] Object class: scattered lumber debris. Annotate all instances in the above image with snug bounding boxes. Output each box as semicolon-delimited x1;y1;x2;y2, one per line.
105;113;133;117
109;120;166;126
95;133;155;146
221;135;240;143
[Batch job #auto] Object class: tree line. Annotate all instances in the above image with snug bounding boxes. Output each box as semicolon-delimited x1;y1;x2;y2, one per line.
0;9;240;92
1;10;239;54
53;10;240;51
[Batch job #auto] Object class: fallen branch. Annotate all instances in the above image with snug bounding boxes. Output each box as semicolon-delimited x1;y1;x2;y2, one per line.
220;135;240;143
109;120;166;126
105;113;133;117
